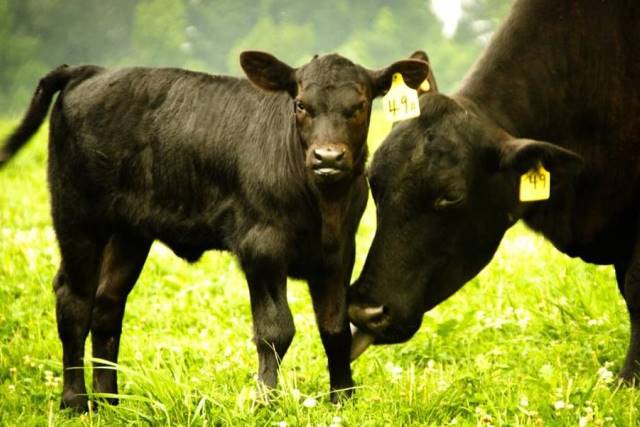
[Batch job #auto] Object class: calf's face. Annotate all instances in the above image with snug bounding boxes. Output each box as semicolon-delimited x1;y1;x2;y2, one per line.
240;51;429;185
348;93;582;352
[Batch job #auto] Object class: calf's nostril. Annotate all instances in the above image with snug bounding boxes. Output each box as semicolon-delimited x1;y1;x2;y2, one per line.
313;147;345;163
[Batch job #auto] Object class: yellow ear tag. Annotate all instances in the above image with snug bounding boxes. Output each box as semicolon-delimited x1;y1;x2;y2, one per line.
419;78;431;92
519;163;551;202
383;73;420;122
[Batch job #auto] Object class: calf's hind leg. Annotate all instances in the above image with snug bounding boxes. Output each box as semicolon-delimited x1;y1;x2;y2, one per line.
90;232;151;404
54;234;105;411
239;226;294;392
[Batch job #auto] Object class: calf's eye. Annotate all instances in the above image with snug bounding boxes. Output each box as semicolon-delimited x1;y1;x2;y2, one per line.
434;195;465;211
294;100;306;113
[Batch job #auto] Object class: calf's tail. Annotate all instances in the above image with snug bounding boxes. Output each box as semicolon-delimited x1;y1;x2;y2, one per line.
0;64;101;168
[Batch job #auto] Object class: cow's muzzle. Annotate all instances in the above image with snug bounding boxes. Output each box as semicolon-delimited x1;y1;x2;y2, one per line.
348;301;422;359
348;304;390;334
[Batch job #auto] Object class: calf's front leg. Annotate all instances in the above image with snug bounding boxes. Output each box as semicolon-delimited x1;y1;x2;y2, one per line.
308;249;355;403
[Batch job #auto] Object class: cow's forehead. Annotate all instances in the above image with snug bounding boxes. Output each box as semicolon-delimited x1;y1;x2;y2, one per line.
296;54;370;91
371;98;474;187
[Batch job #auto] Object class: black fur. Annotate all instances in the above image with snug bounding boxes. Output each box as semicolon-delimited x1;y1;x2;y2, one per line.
1;51;428;411
350;0;640;384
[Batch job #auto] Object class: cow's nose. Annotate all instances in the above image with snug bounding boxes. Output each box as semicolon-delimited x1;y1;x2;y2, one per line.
313;147;345;164
348;304;390;333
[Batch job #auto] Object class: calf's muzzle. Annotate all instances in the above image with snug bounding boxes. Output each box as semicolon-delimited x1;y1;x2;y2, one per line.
311;146;348;180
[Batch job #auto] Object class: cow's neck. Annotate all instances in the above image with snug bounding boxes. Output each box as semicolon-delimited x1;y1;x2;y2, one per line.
453;0;640;261
456;0;623;142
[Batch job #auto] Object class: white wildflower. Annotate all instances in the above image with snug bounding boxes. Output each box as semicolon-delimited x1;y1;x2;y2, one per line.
539;363;554;380
385;362;403;379
475;354;491;371
302;396;317;408
436;378;449;391
553;400;565;410
597;366;614;383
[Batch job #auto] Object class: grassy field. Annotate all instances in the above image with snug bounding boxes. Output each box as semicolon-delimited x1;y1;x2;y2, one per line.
1;115;639;426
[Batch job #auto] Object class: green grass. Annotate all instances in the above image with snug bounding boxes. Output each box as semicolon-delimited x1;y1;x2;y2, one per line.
1;114;639;426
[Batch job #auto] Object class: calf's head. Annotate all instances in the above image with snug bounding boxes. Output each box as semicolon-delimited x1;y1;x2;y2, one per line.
348;93;582;355
240;51;429;185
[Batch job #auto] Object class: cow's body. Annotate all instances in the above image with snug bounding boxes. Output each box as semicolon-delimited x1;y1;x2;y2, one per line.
459;0;640;263
0;52;429;410
349;0;640;382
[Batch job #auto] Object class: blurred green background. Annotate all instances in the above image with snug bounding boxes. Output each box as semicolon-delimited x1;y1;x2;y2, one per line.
0;0;512;115
4;2;640;424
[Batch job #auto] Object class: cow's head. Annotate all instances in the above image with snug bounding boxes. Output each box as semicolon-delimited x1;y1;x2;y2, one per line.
240;51;429;185
348;91;582;355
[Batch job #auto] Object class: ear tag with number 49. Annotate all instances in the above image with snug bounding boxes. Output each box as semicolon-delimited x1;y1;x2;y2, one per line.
519;163;551;202
383;73;420;122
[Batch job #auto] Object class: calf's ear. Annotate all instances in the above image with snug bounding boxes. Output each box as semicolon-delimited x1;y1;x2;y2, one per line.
369;59;429;98
499;138;583;179
409;50;439;95
240;51;297;97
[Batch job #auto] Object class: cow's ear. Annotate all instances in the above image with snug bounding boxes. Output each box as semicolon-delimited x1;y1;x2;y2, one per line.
240;51;297;97
499;138;583;178
409;50;439;95
369;59;429;98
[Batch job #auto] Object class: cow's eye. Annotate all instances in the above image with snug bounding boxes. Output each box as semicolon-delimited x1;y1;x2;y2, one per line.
294;100;307;113
434;195;464;211
345;102;365;119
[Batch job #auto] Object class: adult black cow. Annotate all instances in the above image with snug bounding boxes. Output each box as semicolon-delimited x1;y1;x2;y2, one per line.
0;51;428;410
349;0;640;383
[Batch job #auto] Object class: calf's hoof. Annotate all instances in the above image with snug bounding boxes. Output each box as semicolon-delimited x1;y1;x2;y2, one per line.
94;396;119;407
330;385;355;404
251;382;275;406
619;368;639;386
60;390;89;412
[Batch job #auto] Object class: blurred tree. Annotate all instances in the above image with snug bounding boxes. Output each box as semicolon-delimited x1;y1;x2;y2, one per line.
337;2;442;65
185;0;261;74
0;0;46;113
19;0;137;66
455;0;514;46
130;0;202;68
226;16;316;73
0;0;514;115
